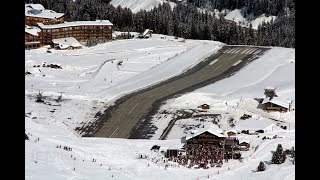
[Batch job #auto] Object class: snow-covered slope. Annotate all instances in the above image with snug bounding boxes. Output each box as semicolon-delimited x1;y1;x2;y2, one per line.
150;47;294;140
25;34;222;133
26;109;295;180
197;8;276;30
110;0;176;13
26;34;294;179
225;9;276;29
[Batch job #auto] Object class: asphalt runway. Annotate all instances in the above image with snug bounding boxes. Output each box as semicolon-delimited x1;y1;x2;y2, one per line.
79;46;269;139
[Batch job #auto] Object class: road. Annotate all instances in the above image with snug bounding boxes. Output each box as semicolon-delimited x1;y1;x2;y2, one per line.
80;46;270;139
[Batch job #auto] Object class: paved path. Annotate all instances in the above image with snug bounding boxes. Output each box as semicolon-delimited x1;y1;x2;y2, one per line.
80;46;269;139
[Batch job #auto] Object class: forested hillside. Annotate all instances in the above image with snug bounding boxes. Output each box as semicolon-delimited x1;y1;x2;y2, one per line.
26;0;295;48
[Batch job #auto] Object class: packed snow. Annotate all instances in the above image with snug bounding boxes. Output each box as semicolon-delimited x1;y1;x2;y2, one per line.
197;8;277;30
225;9;276;29
26;33;294;179
110;0;176;13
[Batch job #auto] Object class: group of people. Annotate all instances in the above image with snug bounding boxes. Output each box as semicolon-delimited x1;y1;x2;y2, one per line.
167;143;225;169
56;145;73;151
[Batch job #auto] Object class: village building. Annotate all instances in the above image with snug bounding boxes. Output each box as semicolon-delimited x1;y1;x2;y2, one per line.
199;103;210;110
25;4;113;49
261;97;292;112
239;139;251;151
25;25;41;49
52;37;82;50
225;129;237;137
256;87;294;112
37;20;113;45
25;4;64;26
184;129;227;168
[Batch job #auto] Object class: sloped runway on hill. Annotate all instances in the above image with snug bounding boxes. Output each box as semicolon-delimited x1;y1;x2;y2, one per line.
78;46;270;139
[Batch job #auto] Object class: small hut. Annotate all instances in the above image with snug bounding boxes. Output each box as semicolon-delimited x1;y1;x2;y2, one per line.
225;129;237;137
200;104;210;110
239;140;251;151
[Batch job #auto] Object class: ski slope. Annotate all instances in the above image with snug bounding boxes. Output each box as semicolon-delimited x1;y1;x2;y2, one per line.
110;0;176;13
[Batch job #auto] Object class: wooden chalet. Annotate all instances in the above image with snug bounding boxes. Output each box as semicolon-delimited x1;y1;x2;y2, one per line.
200;104;210;110
186;129;226;145
261;97;290;112
52;37;82;50
239;140;250;151
225;130;237;137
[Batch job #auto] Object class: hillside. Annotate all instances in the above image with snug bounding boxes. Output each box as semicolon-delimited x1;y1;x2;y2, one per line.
26;34;294;179
110;0;176;13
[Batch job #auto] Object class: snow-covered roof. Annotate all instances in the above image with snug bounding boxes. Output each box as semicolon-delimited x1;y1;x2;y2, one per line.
186;128;226;140
239;139;251;144
37;20;113;29
264;86;276;90
262;97;290;109
26;4;45;11
225;129;237;134
25;4;64;19
52;37;82;49
25;41;40;45
25;26;41;36
142;29;150;36
235;118;275;132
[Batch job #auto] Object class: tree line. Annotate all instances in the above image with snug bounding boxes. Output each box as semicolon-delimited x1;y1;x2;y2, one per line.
26;0;295;48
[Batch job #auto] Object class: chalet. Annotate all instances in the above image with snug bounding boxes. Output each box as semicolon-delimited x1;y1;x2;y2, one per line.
186;129;226;144
52;37;82;50
25;4;64;26
37;20;113;45
225;129;237;137
239;139;250;151
150;145;161;151
261;97;291;112
199;104;210;110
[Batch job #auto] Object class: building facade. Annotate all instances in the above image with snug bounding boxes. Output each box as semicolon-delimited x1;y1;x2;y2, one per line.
25;26;41;49
37;21;113;45
25;4;113;49
25;4;65;26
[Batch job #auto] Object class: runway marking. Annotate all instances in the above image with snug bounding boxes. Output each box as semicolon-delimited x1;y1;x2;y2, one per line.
209;59;219;65
253;49;262;54
129;103;139;114
246;48;256;54
225;49;233;53
109;126;119;138
241;49;250;54
249;48;257;54
223;49;230;53
233;60;242;66
245;49;252;54
229;48;238;54
234;48;242;53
